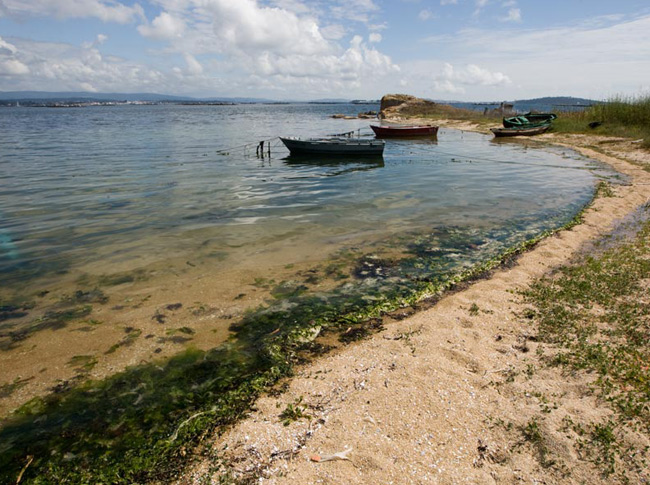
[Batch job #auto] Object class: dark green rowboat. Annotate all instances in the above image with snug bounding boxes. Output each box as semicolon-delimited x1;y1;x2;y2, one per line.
503;113;557;128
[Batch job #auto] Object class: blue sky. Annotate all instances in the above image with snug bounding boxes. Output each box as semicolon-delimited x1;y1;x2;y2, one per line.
1;0;649;100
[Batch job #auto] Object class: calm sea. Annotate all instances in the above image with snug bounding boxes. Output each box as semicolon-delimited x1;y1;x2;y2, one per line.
0;103;603;289
0;102;614;369
0;102;617;480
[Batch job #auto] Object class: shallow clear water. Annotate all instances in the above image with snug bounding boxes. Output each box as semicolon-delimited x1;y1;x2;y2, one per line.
0;103;606;292
0;103;620;481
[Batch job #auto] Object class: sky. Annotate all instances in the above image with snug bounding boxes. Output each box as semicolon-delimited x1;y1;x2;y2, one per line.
1;0;649;101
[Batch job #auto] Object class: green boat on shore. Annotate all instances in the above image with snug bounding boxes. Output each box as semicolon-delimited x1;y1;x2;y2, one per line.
503;113;557;128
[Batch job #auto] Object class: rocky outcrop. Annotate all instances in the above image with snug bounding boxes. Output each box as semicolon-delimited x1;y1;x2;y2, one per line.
379;94;438;119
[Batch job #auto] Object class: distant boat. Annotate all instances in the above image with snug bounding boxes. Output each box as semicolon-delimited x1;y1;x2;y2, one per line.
490;124;551;137
370;124;439;137
280;137;385;156
502;113;557;128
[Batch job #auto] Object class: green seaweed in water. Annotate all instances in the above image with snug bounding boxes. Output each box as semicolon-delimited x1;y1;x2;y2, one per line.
0;198;596;483
1;305;92;351
67;355;98;374
61;289;108;305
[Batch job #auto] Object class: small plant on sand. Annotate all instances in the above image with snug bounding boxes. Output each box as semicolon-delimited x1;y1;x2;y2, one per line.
468;302;480;316
521;417;555;468
278;396;311;426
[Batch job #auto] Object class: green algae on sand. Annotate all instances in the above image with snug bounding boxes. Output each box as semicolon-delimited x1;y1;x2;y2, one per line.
0;206;595;484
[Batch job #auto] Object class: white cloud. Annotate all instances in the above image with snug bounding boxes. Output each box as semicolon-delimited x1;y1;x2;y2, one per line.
269;0;312;15
438;62;511;86
79;81;97;92
368;22;388;31
2;0;144;23
329;0;379;24
183;52;203;75
416;14;650;100
0;58;29;75
82;33;109;49
138;11;186;40
433;62;511;94
434;79;465;94
248;34;399;82
320;24;346;40
440;0;457;4
205;0;331;56
473;0;489;16
0;36;29;76
150;0;400;92
0;37;18;55
0;0;400;98
419;9;434;21
501;8;521;22
0;37;167;91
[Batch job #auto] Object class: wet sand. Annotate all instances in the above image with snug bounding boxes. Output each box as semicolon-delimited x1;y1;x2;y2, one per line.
178;130;650;484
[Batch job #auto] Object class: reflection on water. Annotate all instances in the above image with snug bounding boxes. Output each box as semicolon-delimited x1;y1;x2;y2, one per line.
283;154;385;176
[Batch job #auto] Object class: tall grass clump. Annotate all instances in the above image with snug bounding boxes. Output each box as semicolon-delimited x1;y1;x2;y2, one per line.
588;93;650;148
590;94;650;126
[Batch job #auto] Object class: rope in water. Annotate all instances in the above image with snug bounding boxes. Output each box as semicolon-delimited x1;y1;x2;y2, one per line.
214;137;280;155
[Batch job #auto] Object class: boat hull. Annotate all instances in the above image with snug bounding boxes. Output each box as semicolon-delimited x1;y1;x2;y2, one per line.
503;113;557;128
490;125;551;137
280;137;385;155
370;125;439;137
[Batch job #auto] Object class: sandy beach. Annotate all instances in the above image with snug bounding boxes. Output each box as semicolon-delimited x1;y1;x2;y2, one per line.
179;127;650;484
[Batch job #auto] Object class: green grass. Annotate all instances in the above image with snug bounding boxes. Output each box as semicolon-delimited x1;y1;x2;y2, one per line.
550;94;650;149
591;94;650;127
278;396;311;426
520;215;650;478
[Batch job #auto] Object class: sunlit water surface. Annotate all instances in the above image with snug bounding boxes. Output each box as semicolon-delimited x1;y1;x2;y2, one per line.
0;103;616;365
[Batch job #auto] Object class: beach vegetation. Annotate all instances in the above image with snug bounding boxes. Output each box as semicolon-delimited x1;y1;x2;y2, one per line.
542;94;650;149
520;214;650;478
278;396;311;426
395;93;650;149
521;417;555;467
468;303;480;316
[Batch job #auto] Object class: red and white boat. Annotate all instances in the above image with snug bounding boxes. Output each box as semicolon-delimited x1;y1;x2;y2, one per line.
370;124;439;137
